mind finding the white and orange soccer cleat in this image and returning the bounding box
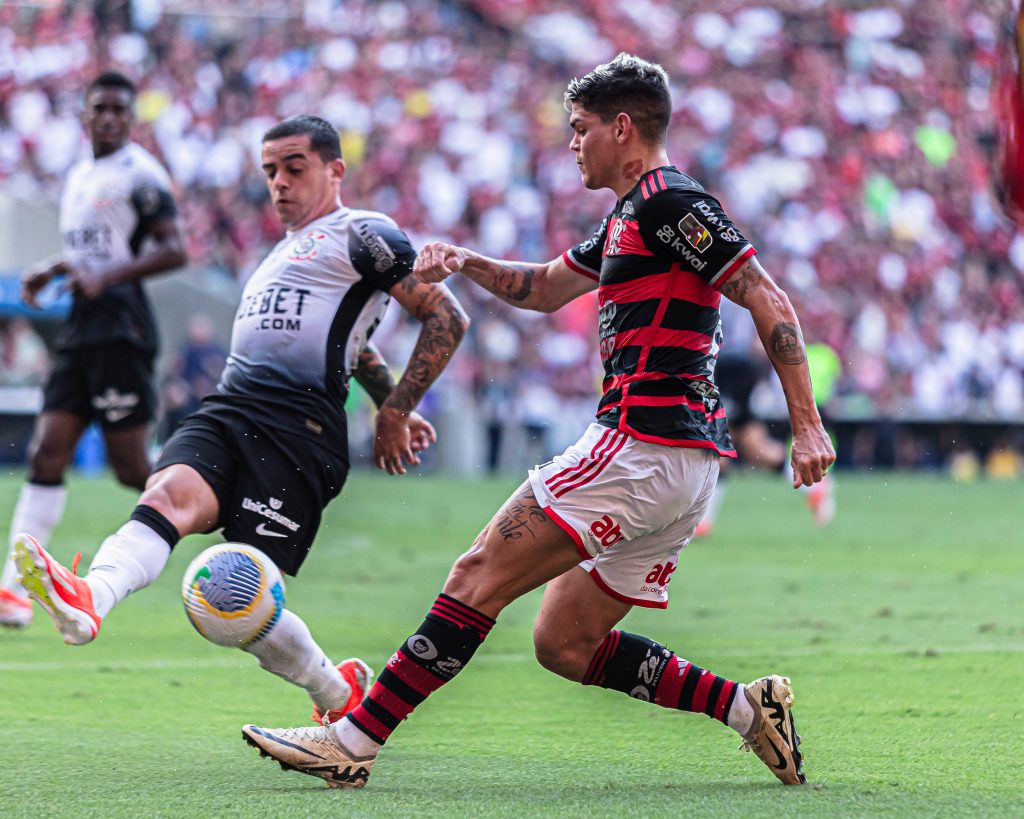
[0,587,33,628]
[242,722,376,789]
[311,658,374,725]
[806,475,836,526]
[740,675,806,785]
[13,533,101,645]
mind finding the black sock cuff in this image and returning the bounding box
[27,478,65,488]
[437,593,496,628]
[130,505,181,549]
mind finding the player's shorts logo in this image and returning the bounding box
[91,388,139,423]
[679,213,713,253]
[589,514,624,551]
[644,562,677,587]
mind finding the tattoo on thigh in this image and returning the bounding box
[495,485,548,541]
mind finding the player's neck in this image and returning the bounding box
[92,141,128,160]
[612,149,671,199]
[288,200,342,232]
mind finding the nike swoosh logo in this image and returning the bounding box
[255,523,288,538]
[765,734,788,770]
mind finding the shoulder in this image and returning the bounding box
[126,144,172,189]
[346,209,415,280]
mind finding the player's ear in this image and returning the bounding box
[615,113,631,143]
[330,158,346,184]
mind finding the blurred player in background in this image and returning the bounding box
[695,299,837,538]
[14,115,469,725]
[0,71,187,628]
[242,54,834,789]
[993,0,1024,224]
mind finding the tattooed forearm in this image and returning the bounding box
[492,262,534,302]
[495,485,549,541]
[352,343,396,408]
[384,294,468,413]
[720,259,762,305]
[461,256,545,307]
[769,322,807,366]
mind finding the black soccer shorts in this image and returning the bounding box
[153,401,349,575]
[42,342,156,429]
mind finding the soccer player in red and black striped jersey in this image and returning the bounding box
[243,54,835,789]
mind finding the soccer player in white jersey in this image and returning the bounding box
[13,115,469,726]
[242,54,834,789]
[0,72,186,628]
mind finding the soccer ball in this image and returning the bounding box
[181,543,286,648]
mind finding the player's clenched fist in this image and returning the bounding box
[414,241,467,283]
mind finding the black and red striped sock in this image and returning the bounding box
[345,593,495,746]
[582,630,739,724]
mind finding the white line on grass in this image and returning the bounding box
[2,641,1024,673]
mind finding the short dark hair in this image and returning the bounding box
[262,115,342,163]
[88,71,136,98]
[564,53,672,144]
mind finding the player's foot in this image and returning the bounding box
[740,675,806,785]
[311,658,374,725]
[806,475,835,526]
[0,587,32,628]
[12,534,100,645]
[242,722,375,789]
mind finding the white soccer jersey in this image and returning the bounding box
[57,141,177,351]
[214,205,415,450]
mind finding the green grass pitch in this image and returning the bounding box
[0,469,1022,817]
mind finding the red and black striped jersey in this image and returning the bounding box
[562,166,756,455]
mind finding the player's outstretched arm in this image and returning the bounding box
[372,275,469,474]
[414,242,597,313]
[352,341,436,457]
[67,215,188,300]
[721,257,836,488]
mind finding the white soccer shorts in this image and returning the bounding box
[528,423,719,608]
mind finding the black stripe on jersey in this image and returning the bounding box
[658,300,720,334]
[631,405,730,438]
[627,376,712,397]
[325,279,379,412]
[645,347,712,375]
[609,346,642,375]
[609,300,660,332]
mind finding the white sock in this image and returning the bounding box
[3,482,68,596]
[727,684,754,735]
[85,520,172,618]
[701,481,727,527]
[332,714,382,759]
[243,609,348,714]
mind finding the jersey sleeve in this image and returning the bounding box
[348,215,416,292]
[130,183,177,233]
[639,190,755,289]
[561,215,608,281]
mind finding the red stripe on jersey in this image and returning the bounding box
[599,393,727,417]
[617,418,737,456]
[545,427,614,492]
[603,370,710,392]
[553,431,628,497]
[599,267,720,309]
[713,680,736,722]
[615,326,715,355]
[641,178,653,200]
[587,566,669,609]
[691,669,716,714]
[390,649,446,696]
[655,169,667,190]
[548,430,624,497]
[655,654,685,707]
[710,245,756,288]
[604,218,653,257]
[542,505,589,559]
[562,250,600,281]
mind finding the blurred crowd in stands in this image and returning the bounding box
[1,0,1022,469]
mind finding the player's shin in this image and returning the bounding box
[582,630,753,733]
[243,609,349,715]
[86,510,176,618]
[334,593,496,757]
[4,482,68,595]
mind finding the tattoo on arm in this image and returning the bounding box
[385,289,468,413]
[495,484,549,541]
[352,345,396,409]
[769,322,807,366]
[719,260,760,306]
[491,262,534,302]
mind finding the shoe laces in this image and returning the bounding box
[274,724,332,744]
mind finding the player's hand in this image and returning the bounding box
[790,424,836,488]
[407,410,437,454]
[21,260,67,308]
[414,241,466,283]
[65,267,109,300]
[373,405,419,476]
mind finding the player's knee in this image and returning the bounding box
[532,628,585,681]
[444,547,490,604]
[27,437,71,482]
